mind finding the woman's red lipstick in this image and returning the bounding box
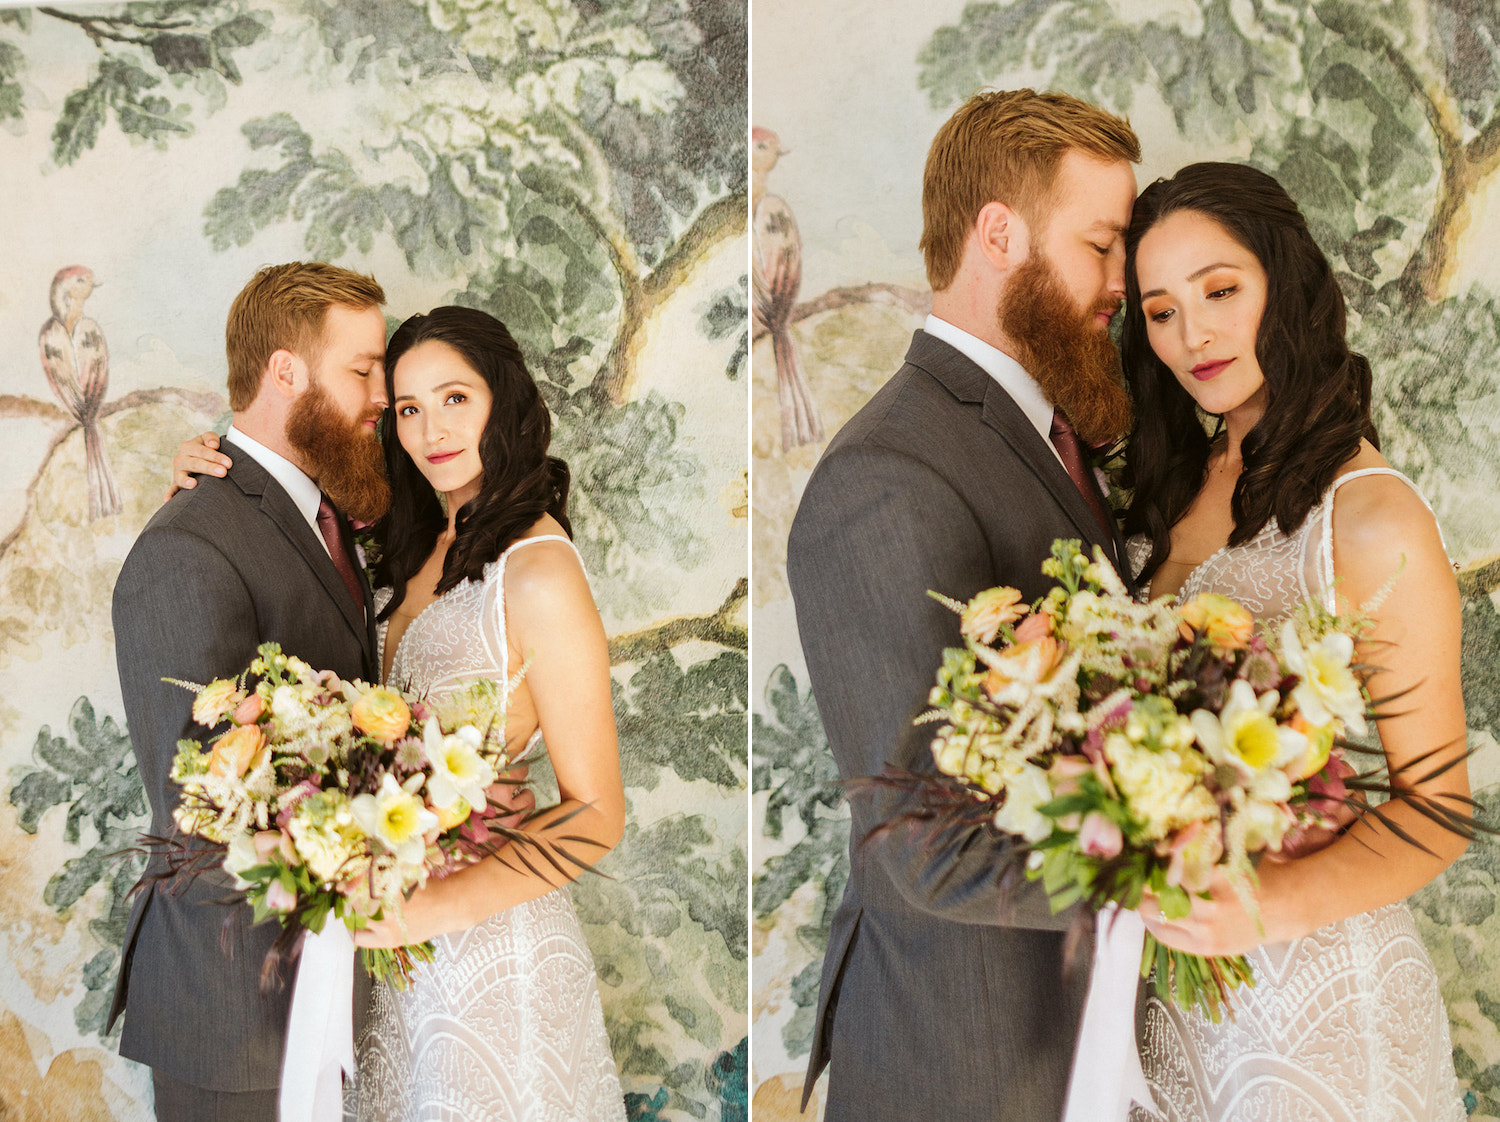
[1191,359,1231,381]
[427,451,461,464]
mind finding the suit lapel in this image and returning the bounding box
[908,332,1123,570]
[223,440,375,663]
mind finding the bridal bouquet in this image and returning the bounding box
[909,540,1373,1020]
[155,642,525,988]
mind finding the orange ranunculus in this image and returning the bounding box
[1179,594,1254,652]
[351,687,412,742]
[983,636,1063,695]
[961,587,1027,644]
[208,724,267,779]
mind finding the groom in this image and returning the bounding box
[109,262,391,1121]
[787,89,1140,1120]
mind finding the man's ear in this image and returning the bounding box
[974,201,1029,273]
[265,349,309,399]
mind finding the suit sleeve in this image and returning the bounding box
[113,522,263,837]
[788,441,1068,931]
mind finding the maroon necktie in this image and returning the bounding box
[1050,409,1115,542]
[316,497,365,617]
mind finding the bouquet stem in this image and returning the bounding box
[360,941,436,990]
[1142,934,1254,1023]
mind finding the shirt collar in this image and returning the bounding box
[924,314,1059,455]
[226,424,324,534]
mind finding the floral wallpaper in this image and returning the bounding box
[750,0,1500,1117]
[0,2,747,1118]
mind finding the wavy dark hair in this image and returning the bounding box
[1120,162,1378,582]
[374,306,571,620]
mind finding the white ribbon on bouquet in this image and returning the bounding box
[1062,904,1158,1122]
[278,923,356,1122]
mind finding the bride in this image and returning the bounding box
[1119,162,1469,1121]
[174,306,627,1120]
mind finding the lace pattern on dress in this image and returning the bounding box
[358,536,625,1122]
[1127,469,1463,1122]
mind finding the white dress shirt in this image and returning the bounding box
[924,314,1065,469]
[225,424,331,558]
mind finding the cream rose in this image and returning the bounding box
[192,679,245,726]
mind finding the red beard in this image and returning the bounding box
[285,379,391,523]
[999,252,1133,447]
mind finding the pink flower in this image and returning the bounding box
[1049,756,1091,797]
[265,880,297,912]
[233,694,266,725]
[1306,755,1355,817]
[1014,611,1053,643]
[1079,812,1123,858]
[1159,820,1224,893]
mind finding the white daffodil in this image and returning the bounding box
[352,773,438,866]
[1280,620,1367,736]
[423,718,496,811]
[1192,680,1307,783]
[993,762,1055,843]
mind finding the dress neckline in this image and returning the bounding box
[379,532,581,688]
[1146,466,1423,602]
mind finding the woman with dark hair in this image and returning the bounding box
[1120,163,1467,1121]
[171,306,627,1120]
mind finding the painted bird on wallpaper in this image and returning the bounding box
[39,266,121,520]
[753,126,823,452]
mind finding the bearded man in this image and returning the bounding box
[109,262,391,1122]
[786,90,1140,1121]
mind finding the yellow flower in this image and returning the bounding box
[961,587,1027,644]
[1191,680,1305,780]
[1179,594,1254,652]
[1280,620,1366,736]
[351,686,412,742]
[208,724,267,779]
[423,719,496,810]
[192,679,245,726]
[352,774,438,866]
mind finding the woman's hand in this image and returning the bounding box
[165,431,232,502]
[1141,867,1300,957]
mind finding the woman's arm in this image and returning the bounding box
[1146,472,1470,954]
[357,540,626,945]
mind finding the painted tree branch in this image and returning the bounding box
[1367,27,1500,303]
[0,387,227,563]
[599,192,748,403]
[38,7,193,47]
[0,395,70,424]
[751,283,931,342]
[607,577,747,664]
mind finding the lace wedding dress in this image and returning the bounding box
[355,535,626,1122]
[1127,469,1465,1122]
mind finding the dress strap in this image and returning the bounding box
[1317,468,1441,611]
[489,534,584,699]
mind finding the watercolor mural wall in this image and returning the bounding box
[750,1,1500,1118]
[0,2,747,1118]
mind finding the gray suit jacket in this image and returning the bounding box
[787,331,1126,1121]
[108,440,377,1091]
